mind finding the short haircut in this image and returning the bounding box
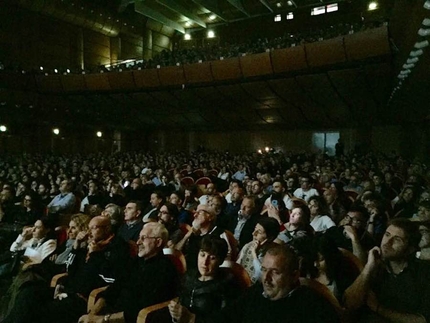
[348,205,369,220]
[388,218,421,251]
[200,235,228,263]
[145,222,169,245]
[265,244,299,274]
[242,195,256,209]
[128,200,143,212]
[293,204,311,225]
[163,202,179,219]
[272,179,286,188]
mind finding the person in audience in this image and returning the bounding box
[236,217,280,284]
[80,180,104,212]
[9,217,57,267]
[250,180,268,214]
[311,236,353,301]
[417,220,430,260]
[175,204,235,269]
[344,218,430,322]
[219,186,244,229]
[117,200,144,242]
[391,186,417,218]
[168,236,240,322]
[198,183,218,206]
[101,203,123,233]
[142,191,164,221]
[308,195,336,233]
[179,244,340,323]
[14,192,43,228]
[293,175,319,202]
[325,205,375,264]
[226,196,258,250]
[412,200,430,222]
[157,202,180,238]
[323,189,347,224]
[47,179,76,218]
[182,186,199,212]
[170,191,192,225]
[0,187,18,223]
[262,179,293,213]
[37,183,52,208]
[106,183,126,207]
[78,222,179,323]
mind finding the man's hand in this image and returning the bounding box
[366,247,382,273]
[74,230,88,249]
[168,298,191,323]
[343,225,358,241]
[22,226,34,240]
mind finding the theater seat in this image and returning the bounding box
[137,297,178,323]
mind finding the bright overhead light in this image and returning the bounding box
[0,125,7,132]
[410,49,424,56]
[209,14,216,20]
[96,131,102,138]
[276,2,282,7]
[54,69,58,73]
[207,30,215,38]
[424,1,430,10]
[368,2,378,11]
[185,21,192,27]
[423,18,430,26]
[53,128,60,135]
[414,40,429,48]
[403,63,415,69]
[184,33,191,40]
[400,69,411,75]
[407,57,419,64]
[40,66,44,71]
[397,74,407,79]
[287,0,293,5]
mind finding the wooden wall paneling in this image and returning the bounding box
[211,58,242,81]
[271,45,308,73]
[133,69,161,88]
[344,26,390,61]
[107,71,136,90]
[240,52,273,78]
[158,65,185,86]
[84,74,111,90]
[305,37,346,67]
[183,62,213,84]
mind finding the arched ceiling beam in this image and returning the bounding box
[156,0,207,28]
[135,1,185,33]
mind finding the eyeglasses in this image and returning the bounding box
[24,198,32,202]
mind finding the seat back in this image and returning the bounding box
[163,248,187,276]
[220,262,252,290]
[137,297,178,323]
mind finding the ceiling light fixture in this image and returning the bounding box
[424,1,430,10]
[403,63,415,69]
[418,28,430,36]
[407,57,419,64]
[423,18,430,26]
[209,14,216,20]
[368,2,378,11]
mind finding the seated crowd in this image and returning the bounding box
[0,147,430,323]
[0,20,385,76]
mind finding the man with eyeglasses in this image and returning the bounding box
[78,222,179,323]
[293,176,319,203]
[325,205,376,264]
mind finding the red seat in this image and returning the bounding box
[195,177,211,186]
[181,176,194,186]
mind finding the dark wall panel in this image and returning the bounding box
[133,69,161,88]
[85,74,111,90]
[184,62,213,83]
[305,37,346,67]
[345,26,390,61]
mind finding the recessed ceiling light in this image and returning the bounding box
[276,2,282,7]
[368,2,378,11]
[209,14,216,20]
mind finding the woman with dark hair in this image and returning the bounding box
[236,217,280,284]
[14,192,44,228]
[9,217,57,266]
[330,181,352,211]
[308,196,336,233]
[311,236,352,301]
[168,235,240,322]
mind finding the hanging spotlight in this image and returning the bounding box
[0,125,7,132]
[53,128,60,135]
[96,131,102,138]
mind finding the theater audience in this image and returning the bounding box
[117,200,144,243]
[308,196,336,233]
[417,221,430,261]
